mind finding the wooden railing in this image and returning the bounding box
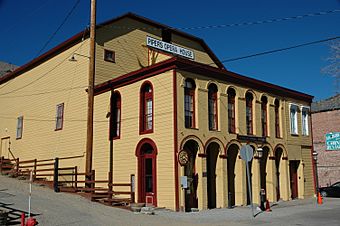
[1,154,135,206]
[58,170,135,206]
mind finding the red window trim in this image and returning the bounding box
[246,93,253,135]
[110,91,121,140]
[275,100,280,138]
[139,81,154,134]
[227,89,236,134]
[55,103,64,131]
[184,79,196,129]
[208,84,218,131]
[261,98,268,137]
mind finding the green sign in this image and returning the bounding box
[326,132,340,151]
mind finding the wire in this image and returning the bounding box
[180,9,340,30]
[36,0,81,57]
[99,9,340,31]
[0,40,87,97]
[221,36,340,63]
[0,86,87,99]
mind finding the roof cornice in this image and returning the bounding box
[94,57,313,102]
[0,12,224,85]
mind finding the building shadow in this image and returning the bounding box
[0,201,40,225]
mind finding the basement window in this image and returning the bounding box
[104,49,115,63]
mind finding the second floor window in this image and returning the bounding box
[16,116,23,139]
[111,91,121,139]
[245,92,253,135]
[208,84,218,130]
[184,78,196,128]
[290,104,298,135]
[56,103,64,131]
[140,82,153,133]
[261,96,268,137]
[302,107,309,136]
[227,88,236,133]
[275,99,280,138]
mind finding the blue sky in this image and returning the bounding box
[1,0,339,101]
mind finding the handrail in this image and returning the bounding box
[8,148,16,163]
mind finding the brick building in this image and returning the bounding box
[312,94,340,187]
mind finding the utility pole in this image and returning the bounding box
[85,0,96,184]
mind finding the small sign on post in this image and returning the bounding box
[240,145,254,218]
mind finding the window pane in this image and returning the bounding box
[56,104,64,130]
[146,99,153,130]
[16,116,23,139]
[145,158,153,192]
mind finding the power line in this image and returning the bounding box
[36,0,81,56]
[0,41,87,97]
[0,86,87,99]
[179,9,340,30]
[222,36,340,63]
[101,9,340,31]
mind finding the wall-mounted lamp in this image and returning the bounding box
[257,147,263,158]
[69,53,90,62]
[312,152,318,161]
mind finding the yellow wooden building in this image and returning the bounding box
[0,13,315,211]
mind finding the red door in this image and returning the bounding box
[137,142,157,206]
[289,161,299,199]
[143,156,156,206]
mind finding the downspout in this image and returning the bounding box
[173,69,179,211]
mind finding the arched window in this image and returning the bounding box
[140,82,153,133]
[274,99,280,138]
[227,88,236,133]
[245,92,253,135]
[184,79,196,128]
[208,84,218,130]
[110,91,121,139]
[261,96,268,137]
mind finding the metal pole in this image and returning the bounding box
[315,158,319,193]
[245,157,254,218]
[85,0,96,185]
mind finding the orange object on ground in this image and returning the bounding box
[26,217,38,226]
[265,199,272,212]
[317,192,323,205]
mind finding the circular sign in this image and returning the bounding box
[178,150,189,166]
[240,145,254,162]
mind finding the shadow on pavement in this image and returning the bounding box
[0,201,40,225]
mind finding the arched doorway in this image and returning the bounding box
[136,139,157,206]
[275,148,283,201]
[183,140,199,212]
[227,144,239,206]
[206,142,220,209]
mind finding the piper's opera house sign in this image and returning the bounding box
[146,36,195,60]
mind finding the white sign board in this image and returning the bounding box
[146,36,195,60]
[180,176,188,189]
[240,145,254,162]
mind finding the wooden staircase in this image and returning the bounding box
[0,157,15,175]
[0,155,135,209]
